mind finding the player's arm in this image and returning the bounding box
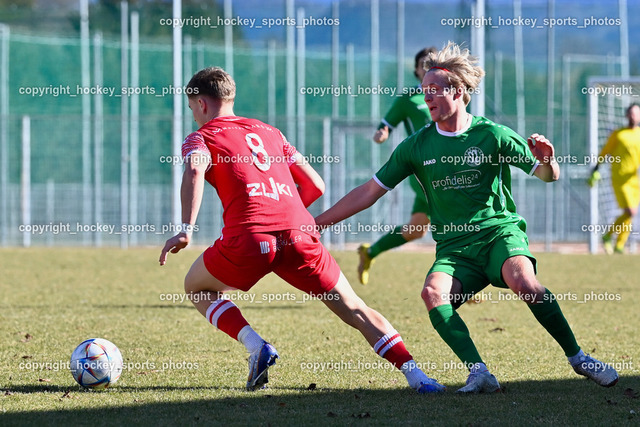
[597,133,617,161]
[159,132,212,265]
[315,179,387,227]
[373,98,404,143]
[528,133,559,182]
[317,136,413,225]
[160,151,210,265]
[587,133,618,187]
[290,152,325,207]
[180,153,209,226]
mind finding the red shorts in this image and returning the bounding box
[202,229,341,295]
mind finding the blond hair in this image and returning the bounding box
[424,41,485,105]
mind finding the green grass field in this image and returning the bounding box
[1,247,639,425]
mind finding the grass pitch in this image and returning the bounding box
[1,247,639,425]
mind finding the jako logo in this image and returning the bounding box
[423,159,436,166]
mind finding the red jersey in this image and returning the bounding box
[181,116,317,238]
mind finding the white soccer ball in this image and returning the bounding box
[70,338,123,389]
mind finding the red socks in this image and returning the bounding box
[373,329,412,368]
[205,299,249,340]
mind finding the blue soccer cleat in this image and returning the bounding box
[416,377,446,394]
[246,341,279,391]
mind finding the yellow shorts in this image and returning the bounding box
[612,175,640,209]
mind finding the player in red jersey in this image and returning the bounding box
[159,67,444,393]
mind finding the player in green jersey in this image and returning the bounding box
[317,41,618,393]
[358,47,436,286]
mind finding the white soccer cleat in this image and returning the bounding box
[571,354,618,387]
[456,370,500,394]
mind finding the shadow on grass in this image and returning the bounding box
[2,304,305,311]
[3,384,242,393]
[3,376,640,425]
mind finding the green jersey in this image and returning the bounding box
[374,115,539,242]
[380,87,431,136]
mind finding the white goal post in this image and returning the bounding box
[587,76,640,254]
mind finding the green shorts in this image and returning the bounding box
[428,223,537,301]
[409,175,430,215]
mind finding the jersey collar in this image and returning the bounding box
[435,114,473,137]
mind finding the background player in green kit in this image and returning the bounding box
[358,47,436,285]
[317,41,618,393]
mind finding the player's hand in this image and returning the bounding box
[373,126,389,144]
[159,233,190,266]
[527,133,555,164]
[587,170,601,187]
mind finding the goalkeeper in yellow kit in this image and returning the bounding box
[588,103,640,254]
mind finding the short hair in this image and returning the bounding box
[424,41,485,106]
[626,103,640,115]
[186,67,236,101]
[413,46,437,78]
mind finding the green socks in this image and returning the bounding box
[368,227,408,258]
[428,291,580,368]
[527,289,580,357]
[429,304,483,367]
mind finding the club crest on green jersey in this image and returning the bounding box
[464,146,485,166]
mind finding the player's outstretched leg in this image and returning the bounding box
[422,272,500,394]
[501,256,618,388]
[358,212,429,285]
[185,254,278,391]
[322,272,445,393]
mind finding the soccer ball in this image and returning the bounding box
[70,338,123,389]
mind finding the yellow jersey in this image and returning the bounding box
[599,126,640,183]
